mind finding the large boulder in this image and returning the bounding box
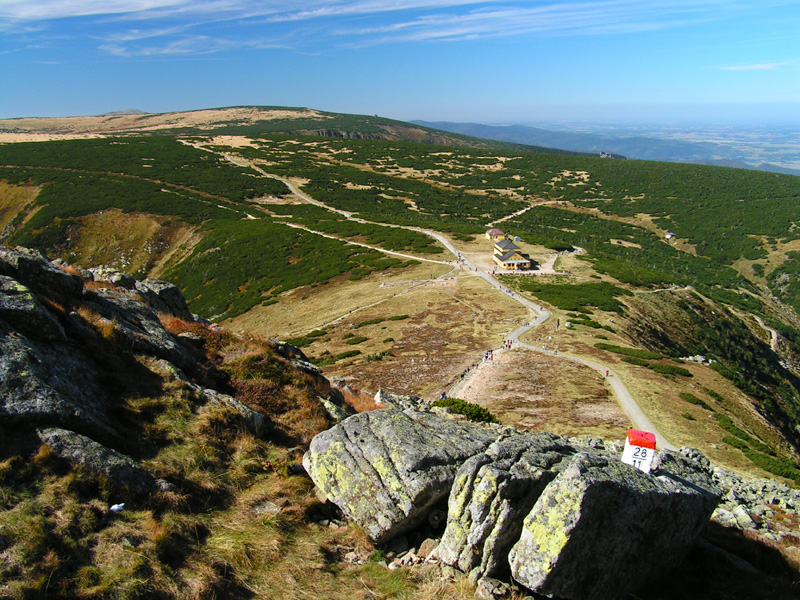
[0,247,83,300]
[438,432,578,580]
[0,322,117,438]
[37,427,156,496]
[134,279,194,321]
[0,275,65,341]
[302,408,500,543]
[507,450,720,600]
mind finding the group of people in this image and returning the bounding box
[457,338,518,382]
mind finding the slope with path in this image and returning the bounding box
[219,147,675,450]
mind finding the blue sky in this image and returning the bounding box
[1,1,799,125]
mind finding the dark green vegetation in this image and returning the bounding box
[269,203,441,254]
[1,111,800,463]
[285,329,328,348]
[167,219,417,319]
[431,397,499,424]
[0,138,428,319]
[594,343,665,360]
[504,280,631,313]
[680,393,712,411]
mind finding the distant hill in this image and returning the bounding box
[0,105,599,157]
[101,108,149,116]
[413,120,800,175]
[412,120,721,160]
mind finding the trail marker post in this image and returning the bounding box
[621,429,656,474]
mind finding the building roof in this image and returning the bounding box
[487,228,504,236]
[496,251,530,263]
[495,239,519,251]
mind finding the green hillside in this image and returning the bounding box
[2,113,800,459]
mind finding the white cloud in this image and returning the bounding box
[341,1,753,44]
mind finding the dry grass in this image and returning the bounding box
[55,263,82,277]
[226,260,452,338]
[84,280,125,293]
[456,348,629,440]
[0,180,40,232]
[75,305,118,340]
[340,386,382,412]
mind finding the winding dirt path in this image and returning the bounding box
[218,147,675,449]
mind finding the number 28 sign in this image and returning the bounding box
[621,429,656,474]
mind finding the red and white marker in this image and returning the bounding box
[621,429,656,474]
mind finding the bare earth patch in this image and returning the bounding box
[453,347,629,439]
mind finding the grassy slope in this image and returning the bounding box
[0,281,471,599]
[1,270,798,600]
[1,121,800,472]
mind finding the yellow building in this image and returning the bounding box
[492,238,532,270]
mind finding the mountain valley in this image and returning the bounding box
[1,106,800,598]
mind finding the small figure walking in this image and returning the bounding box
[605,370,609,378]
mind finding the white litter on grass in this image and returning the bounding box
[109,503,125,512]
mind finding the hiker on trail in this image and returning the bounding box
[605,370,609,378]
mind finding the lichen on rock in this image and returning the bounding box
[302,407,500,543]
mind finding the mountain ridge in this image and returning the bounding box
[0,105,598,157]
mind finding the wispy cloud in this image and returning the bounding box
[342,2,685,45]
[0,1,496,22]
[99,33,289,57]
[718,61,792,71]
[102,25,188,42]
[0,1,192,21]
[1,0,794,56]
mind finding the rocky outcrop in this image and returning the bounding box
[437,433,576,580]
[0,317,118,438]
[0,247,83,301]
[0,250,198,444]
[0,275,65,341]
[507,449,720,600]
[81,286,194,369]
[134,279,194,321]
[374,389,429,412]
[306,409,722,600]
[302,407,500,543]
[88,266,137,290]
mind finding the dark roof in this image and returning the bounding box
[497,251,530,263]
[495,239,519,251]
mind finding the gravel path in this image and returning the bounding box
[224,149,675,449]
